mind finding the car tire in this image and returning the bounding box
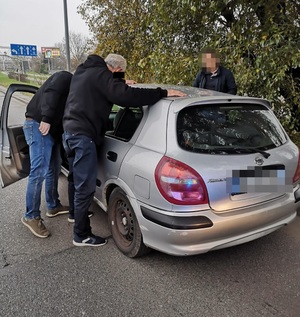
[108,187,150,258]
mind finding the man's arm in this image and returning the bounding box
[193,72,201,87]
[101,71,186,107]
[225,70,237,95]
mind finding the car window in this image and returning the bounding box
[105,106,143,141]
[7,91,34,127]
[177,103,287,154]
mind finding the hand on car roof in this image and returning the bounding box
[167,89,187,97]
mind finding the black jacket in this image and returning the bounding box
[63,55,168,144]
[193,65,237,95]
[25,71,73,142]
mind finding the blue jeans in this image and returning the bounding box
[63,132,97,238]
[23,119,61,219]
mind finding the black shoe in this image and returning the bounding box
[73,234,107,247]
[68,211,94,223]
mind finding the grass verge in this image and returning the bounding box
[0,72,48,88]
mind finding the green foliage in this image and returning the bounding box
[0,72,48,88]
[0,72,21,88]
[40,63,48,74]
[79,0,300,132]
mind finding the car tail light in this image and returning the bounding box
[155,156,208,205]
[293,151,300,183]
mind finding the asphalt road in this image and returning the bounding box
[1,175,300,317]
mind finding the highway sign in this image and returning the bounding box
[41,47,61,58]
[10,44,37,56]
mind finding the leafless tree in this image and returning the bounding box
[54,31,93,72]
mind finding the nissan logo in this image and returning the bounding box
[255,156,264,165]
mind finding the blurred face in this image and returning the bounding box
[201,53,220,72]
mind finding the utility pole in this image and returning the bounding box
[63,0,71,72]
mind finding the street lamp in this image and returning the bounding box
[63,0,71,72]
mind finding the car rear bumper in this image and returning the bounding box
[137,193,299,256]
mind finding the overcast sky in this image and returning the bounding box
[0,0,90,52]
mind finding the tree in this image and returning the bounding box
[78,1,157,81]
[78,0,300,131]
[66,31,93,70]
[53,31,92,72]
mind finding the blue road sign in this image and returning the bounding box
[10,44,37,56]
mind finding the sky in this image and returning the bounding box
[0,0,91,52]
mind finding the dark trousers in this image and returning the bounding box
[63,132,97,238]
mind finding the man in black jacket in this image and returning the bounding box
[21,71,73,238]
[63,53,186,247]
[193,48,237,95]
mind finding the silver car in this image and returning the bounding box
[1,83,300,257]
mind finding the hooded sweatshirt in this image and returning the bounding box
[63,55,167,144]
[25,70,73,142]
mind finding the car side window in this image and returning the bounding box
[7,91,34,127]
[106,106,143,141]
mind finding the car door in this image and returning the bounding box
[94,106,143,206]
[0,83,38,187]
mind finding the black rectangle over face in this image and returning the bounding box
[113,72,125,79]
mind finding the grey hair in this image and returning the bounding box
[104,53,127,71]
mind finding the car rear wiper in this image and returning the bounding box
[232,147,271,158]
[209,147,271,158]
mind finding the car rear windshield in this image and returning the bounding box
[177,103,287,154]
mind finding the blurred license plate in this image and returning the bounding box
[226,165,293,194]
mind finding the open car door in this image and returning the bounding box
[0,83,38,187]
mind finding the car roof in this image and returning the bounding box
[130,83,270,106]
[131,83,228,98]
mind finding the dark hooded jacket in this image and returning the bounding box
[193,65,237,95]
[63,55,168,145]
[25,71,73,142]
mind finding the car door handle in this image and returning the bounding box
[107,151,117,162]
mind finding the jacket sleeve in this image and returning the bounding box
[225,70,237,95]
[193,72,201,87]
[41,73,71,123]
[99,70,168,107]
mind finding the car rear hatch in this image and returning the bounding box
[180,148,297,212]
[168,97,299,212]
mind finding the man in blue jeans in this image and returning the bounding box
[21,71,73,238]
[63,53,186,247]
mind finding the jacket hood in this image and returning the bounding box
[83,54,106,68]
